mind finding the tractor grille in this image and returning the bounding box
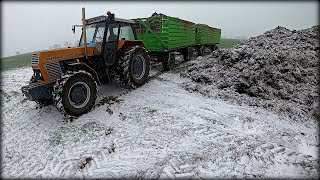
[31,53,39,65]
[45,62,62,81]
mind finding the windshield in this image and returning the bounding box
[80,22,106,46]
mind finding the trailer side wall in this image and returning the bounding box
[133,15,196,52]
[196,24,221,45]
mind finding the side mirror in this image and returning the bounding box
[72,25,76,34]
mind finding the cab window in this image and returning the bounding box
[106,24,119,42]
[119,24,135,40]
[80,22,105,46]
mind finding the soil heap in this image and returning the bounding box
[182,26,319,121]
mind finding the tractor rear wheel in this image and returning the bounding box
[118,46,150,89]
[52,70,97,117]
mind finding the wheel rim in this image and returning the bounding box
[68,82,91,109]
[132,55,146,80]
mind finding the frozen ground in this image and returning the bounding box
[1,63,319,179]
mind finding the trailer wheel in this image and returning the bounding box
[184,47,194,62]
[200,46,205,56]
[210,44,218,52]
[118,46,150,89]
[162,53,175,71]
[52,70,97,117]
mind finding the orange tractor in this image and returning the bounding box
[21,8,150,116]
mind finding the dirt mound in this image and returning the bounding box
[182,25,319,121]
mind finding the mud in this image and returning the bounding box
[182,26,319,121]
[79,157,93,170]
[95,96,123,108]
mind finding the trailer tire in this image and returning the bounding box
[162,53,175,71]
[52,70,97,117]
[210,44,218,52]
[118,46,150,89]
[185,47,194,62]
[200,46,205,56]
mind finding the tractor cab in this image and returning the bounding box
[77,12,140,66]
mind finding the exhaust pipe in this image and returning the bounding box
[82,7,88,59]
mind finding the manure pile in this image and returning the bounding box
[182,26,319,120]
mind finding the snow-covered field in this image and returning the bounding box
[1,62,319,178]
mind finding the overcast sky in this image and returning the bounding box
[1,1,318,58]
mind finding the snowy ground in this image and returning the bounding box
[1,60,319,179]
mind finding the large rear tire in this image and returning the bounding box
[118,46,150,89]
[52,70,97,117]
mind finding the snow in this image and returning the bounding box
[1,65,319,179]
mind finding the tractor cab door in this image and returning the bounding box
[103,23,120,66]
[103,23,137,66]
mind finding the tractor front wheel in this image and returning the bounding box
[52,70,97,117]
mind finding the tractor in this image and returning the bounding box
[21,8,150,116]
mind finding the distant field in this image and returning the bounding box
[217,39,244,49]
[0,39,243,71]
[1,53,33,71]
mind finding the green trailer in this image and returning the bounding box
[133,14,196,51]
[195,24,221,56]
[132,13,221,70]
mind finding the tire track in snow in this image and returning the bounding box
[2,66,318,178]
[154,74,318,179]
[160,118,318,179]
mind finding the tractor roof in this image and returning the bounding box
[86,15,135,25]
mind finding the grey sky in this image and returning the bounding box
[2,1,318,58]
